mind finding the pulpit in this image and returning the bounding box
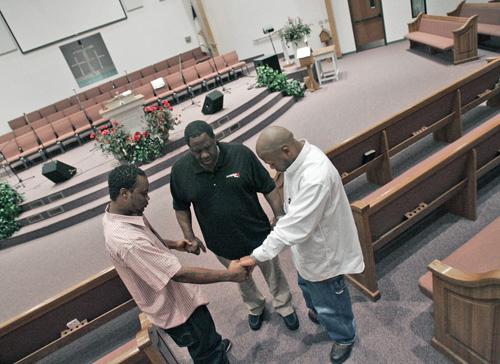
[100,91,145,131]
[297,47,320,92]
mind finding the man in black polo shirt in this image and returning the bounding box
[170,120,298,331]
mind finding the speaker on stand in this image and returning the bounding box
[202,90,224,115]
[42,160,77,183]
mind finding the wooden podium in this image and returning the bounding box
[100,91,145,132]
[297,47,320,92]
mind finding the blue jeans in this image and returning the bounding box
[298,274,356,344]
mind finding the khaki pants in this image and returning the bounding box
[216,255,294,316]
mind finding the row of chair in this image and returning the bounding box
[6,48,240,131]
[1,51,248,170]
[0,106,107,169]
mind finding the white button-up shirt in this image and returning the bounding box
[252,141,365,282]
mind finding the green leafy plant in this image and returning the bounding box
[92,100,178,164]
[256,65,305,98]
[0,181,23,239]
[282,17,311,46]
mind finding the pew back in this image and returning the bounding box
[348,114,500,300]
[326,58,500,186]
[0,267,134,363]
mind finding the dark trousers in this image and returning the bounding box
[165,305,229,364]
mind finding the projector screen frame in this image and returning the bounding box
[0,1,127,54]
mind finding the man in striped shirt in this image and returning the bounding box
[103,164,250,364]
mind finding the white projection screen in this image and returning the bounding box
[0,0,126,53]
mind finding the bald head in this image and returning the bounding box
[256,126,294,155]
[256,126,303,172]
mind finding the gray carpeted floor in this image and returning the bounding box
[8,41,500,363]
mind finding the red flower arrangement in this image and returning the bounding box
[92,99,179,164]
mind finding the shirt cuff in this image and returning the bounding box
[252,236,287,262]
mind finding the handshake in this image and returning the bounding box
[226,256,258,282]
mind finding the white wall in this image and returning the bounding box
[0,0,198,133]
[382,0,413,43]
[426,0,462,15]
[203,0,326,59]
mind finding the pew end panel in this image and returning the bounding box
[452,15,479,65]
[348,202,381,301]
[93,313,175,364]
[429,260,500,364]
[431,90,462,143]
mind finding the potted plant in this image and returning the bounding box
[282,17,311,47]
[0,181,23,239]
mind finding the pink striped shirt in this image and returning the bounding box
[103,206,208,329]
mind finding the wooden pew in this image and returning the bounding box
[93,314,178,364]
[326,57,500,186]
[406,13,478,64]
[428,261,500,364]
[0,267,135,364]
[347,114,500,300]
[448,1,500,41]
[417,217,500,363]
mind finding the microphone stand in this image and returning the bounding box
[0,142,34,188]
[181,53,201,111]
[204,44,231,94]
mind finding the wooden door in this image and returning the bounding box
[349,0,386,51]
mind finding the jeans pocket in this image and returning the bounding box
[333,276,346,295]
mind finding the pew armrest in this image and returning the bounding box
[408,12,423,33]
[446,0,465,17]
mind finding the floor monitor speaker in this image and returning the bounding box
[202,90,224,115]
[253,54,281,72]
[42,160,76,183]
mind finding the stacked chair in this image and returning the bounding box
[1,47,249,170]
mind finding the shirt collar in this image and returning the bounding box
[285,140,310,177]
[192,142,225,174]
[104,204,146,227]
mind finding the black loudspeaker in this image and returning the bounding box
[202,90,224,115]
[253,54,281,72]
[42,160,76,183]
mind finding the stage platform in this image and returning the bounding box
[0,72,299,249]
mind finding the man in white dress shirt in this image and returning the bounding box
[240,126,365,364]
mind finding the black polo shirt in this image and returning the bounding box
[170,142,276,259]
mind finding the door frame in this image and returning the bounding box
[347,0,388,52]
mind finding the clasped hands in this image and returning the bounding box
[227,256,257,282]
